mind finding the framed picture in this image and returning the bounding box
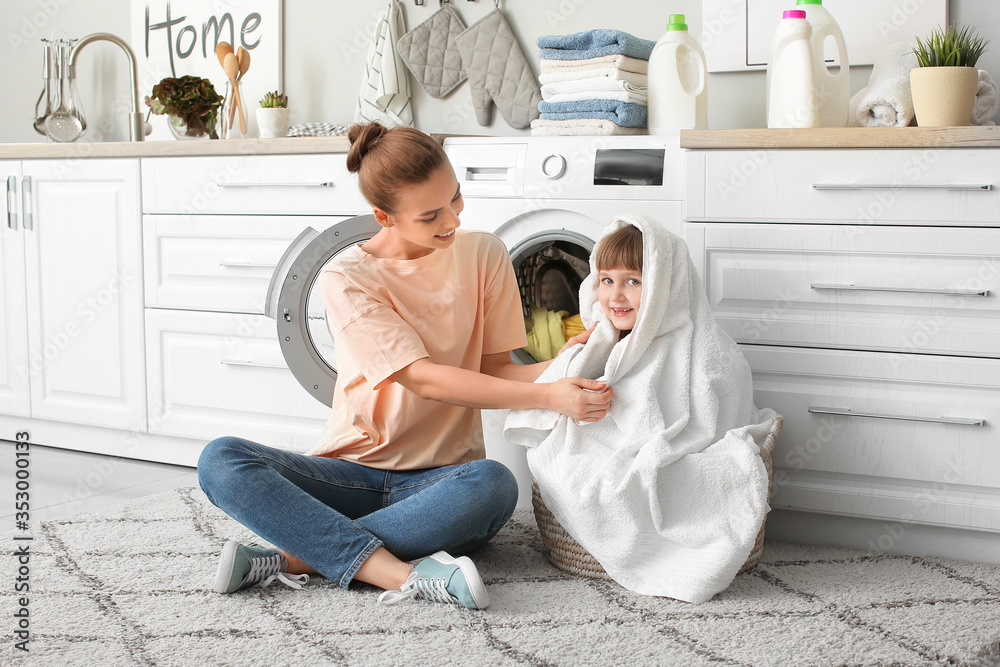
[130,0,283,138]
[703,0,947,72]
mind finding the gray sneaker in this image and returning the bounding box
[212,540,309,594]
[377,551,489,609]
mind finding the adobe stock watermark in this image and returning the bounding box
[7,0,74,53]
[866,456,972,555]
[17,270,136,382]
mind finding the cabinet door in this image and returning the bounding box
[0,161,29,417]
[21,159,145,430]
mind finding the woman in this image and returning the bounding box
[198,122,613,610]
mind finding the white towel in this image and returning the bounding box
[540,54,649,75]
[973,69,999,126]
[539,68,648,88]
[529,118,647,136]
[504,215,776,603]
[849,41,917,127]
[542,89,648,105]
[355,0,413,128]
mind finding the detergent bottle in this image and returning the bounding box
[797,0,850,127]
[766,10,817,129]
[647,14,708,133]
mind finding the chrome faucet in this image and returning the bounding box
[68,33,145,142]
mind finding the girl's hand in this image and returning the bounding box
[557,323,598,357]
[549,377,613,422]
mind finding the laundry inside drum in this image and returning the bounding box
[513,239,591,364]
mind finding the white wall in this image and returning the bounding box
[1,0,996,143]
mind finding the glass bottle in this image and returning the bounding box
[220,79,247,139]
[44,39,88,142]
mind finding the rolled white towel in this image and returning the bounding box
[973,69,999,126]
[851,41,917,127]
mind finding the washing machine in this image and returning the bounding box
[266,134,685,508]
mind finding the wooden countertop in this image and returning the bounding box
[680,126,1000,149]
[0,135,351,159]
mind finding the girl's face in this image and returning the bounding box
[598,267,642,331]
[375,165,464,259]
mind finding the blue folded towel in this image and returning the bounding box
[538,100,648,128]
[538,29,656,61]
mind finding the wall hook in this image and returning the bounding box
[414,0,424,5]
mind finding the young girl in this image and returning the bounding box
[594,224,643,338]
[197,122,613,610]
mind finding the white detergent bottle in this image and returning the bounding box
[797,0,850,127]
[648,14,708,133]
[766,10,818,129]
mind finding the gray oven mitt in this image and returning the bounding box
[455,8,541,129]
[397,5,468,99]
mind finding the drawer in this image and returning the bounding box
[686,223,1000,357]
[143,215,350,313]
[145,308,329,450]
[745,345,1000,530]
[689,149,1000,224]
[141,155,370,214]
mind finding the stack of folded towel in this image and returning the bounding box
[532,29,657,136]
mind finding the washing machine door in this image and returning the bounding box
[265,214,382,406]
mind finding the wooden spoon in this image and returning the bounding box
[237,46,250,80]
[222,52,246,134]
[215,41,234,68]
[234,47,251,132]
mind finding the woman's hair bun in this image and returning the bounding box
[347,122,389,173]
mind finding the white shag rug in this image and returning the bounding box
[4,486,999,667]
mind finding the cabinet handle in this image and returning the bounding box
[216,182,334,189]
[810,283,989,298]
[808,406,984,427]
[220,359,288,370]
[5,176,16,230]
[812,183,992,191]
[21,176,32,230]
[219,261,278,269]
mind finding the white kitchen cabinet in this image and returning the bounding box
[144,308,329,449]
[0,161,29,416]
[141,154,367,451]
[0,159,145,430]
[686,147,1000,540]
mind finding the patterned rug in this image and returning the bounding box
[4,486,999,667]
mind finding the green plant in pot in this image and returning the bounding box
[256,91,290,139]
[910,24,989,127]
[145,75,224,139]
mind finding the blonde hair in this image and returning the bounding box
[593,224,642,272]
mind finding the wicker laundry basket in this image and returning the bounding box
[531,414,783,580]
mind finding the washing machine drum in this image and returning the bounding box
[265,214,382,407]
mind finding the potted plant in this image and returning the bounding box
[145,75,224,139]
[910,24,989,127]
[256,91,289,139]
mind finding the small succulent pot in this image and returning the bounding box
[910,66,978,127]
[256,107,290,138]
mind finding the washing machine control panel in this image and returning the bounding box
[444,135,683,202]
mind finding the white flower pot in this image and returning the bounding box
[256,107,290,138]
[910,66,978,127]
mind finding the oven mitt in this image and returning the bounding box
[397,5,468,99]
[455,8,541,129]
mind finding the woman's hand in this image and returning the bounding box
[548,377,613,422]
[557,323,597,357]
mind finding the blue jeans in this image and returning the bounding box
[197,436,518,588]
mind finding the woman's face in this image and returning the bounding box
[598,268,642,331]
[378,165,464,259]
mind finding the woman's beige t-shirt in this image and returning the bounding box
[307,229,527,470]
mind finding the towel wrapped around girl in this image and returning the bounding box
[504,214,777,603]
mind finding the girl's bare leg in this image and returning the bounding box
[281,546,413,590]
